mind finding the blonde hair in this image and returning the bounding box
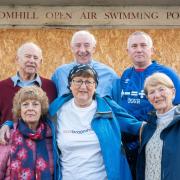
[12,86,49,120]
[144,72,174,96]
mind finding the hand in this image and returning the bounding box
[0,125,10,145]
[139,121,147,144]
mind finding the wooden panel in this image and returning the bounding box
[0,29,179,80]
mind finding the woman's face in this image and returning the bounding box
[21,99,42,130]
[70,76,96,107]
[147,84,175,114]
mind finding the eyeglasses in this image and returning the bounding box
[72,79,95,88]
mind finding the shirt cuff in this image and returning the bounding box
[3,120,13,128]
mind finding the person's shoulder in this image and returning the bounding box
[57,63,74,69]
[0,78,15,100]
[40,76,56,90]
[93,60,113,69]
[49,93,73,116]
[53,62,74,73]
[103,95,128,112]
[175,105,180,115]
[40,76,54,84]
[151,60,176,71]
[0,77,13,87]
[121,66,134,77]
[93,60,117,74]
[122,66,133,73]
[40,76,57,101]
[150,60,179,76]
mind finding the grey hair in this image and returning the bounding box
[144,72,175,96]
[17,42,42,58]
[127,31,153,49]
[71,30,96,47]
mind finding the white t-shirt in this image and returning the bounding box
[56,98,107,180]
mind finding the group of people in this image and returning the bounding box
[0,30,179,180]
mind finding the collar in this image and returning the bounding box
[74,59,94,66]
[159,105,180,138]
[135,68,145,72]
[174,104,180,116]
[49,93,113,119]
[147,105,180,126]
[132,60,157,71]
[94,95,113,118]
[11,72,42,87]
[166,105,180,127]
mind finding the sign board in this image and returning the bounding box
[0,6,179,28]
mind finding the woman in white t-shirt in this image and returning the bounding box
[49,64,143,180]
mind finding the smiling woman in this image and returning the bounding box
[68,64,98,107]
[0,86,60,180]
[144,72,175,114]
[137,72,180,180]
[20,99,42,130]
[12,86,48,130]
[48,64,144,180]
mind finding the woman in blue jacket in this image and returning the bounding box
[137,72,180,180]
[49,64,143,180]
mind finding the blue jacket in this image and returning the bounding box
[51,60,118,97]
[137,105,180,180]
[46,118,61,180]
[112,60,180,121]
[49,93,142,180]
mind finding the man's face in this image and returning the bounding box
[127,34,154,69]
[17,46,42,79]
[71,34,95,64]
